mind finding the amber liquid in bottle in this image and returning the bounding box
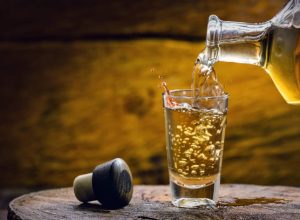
[264,26,300,104]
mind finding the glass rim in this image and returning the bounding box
[163,89,229,100]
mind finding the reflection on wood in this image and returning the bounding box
[0,40,299,188]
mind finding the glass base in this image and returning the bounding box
[172,198,216,208]
[170,174,220,208]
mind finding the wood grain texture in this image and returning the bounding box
[0,0,287,41]
[8,185,300,220]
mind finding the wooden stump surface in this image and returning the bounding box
[8,184,300,220]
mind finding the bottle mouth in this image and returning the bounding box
[206,15,221,47]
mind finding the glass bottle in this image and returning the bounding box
[198,0,300,105]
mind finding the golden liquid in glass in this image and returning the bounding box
[164,107,226,187]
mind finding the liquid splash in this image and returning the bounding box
[159,75,177,107]
[191,60,224,98]
[158,50,225,108]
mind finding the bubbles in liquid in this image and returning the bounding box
[178,103,192,109]
[167,107,225,180]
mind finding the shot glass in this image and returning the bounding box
[163,89,228,208]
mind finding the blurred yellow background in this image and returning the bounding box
[0,0,299,189]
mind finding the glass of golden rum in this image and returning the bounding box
[163,90,228,207]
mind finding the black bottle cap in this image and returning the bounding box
[92,158,133,209]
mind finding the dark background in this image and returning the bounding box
[1,0,299,217]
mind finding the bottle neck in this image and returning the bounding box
[203,15,272,66]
